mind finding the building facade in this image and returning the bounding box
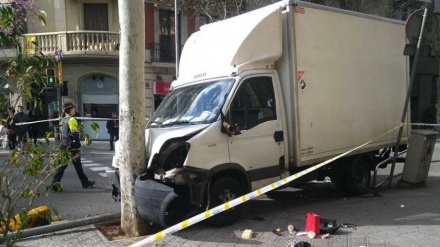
[0,0,199,139]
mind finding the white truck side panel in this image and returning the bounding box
[287,5,409,166]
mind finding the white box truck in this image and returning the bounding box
[107,0,409,227]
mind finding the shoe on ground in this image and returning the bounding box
[82,180,95,188]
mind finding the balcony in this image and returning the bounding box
[20,31,120,61]
[150,42,175,63]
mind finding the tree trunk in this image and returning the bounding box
[118,0,148,236]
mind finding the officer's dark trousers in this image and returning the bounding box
[52,150,89,185]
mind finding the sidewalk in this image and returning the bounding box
[5,141,440,247]
[12,171,440,247]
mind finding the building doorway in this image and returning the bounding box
[80,75,118,140]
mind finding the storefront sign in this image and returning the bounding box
[154,81,171,95]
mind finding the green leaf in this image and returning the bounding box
[90,122,100,134]
[24,86,32,99]
[84,134,92,146]
[26,65,34,73]
[45,131,52,145]
[22,188,33,199]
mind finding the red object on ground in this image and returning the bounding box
[306,212,320,235]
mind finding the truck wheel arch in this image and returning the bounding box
[208,163,252,197]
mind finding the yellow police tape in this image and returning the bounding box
[14,117,115,126]
[128,123,405,247]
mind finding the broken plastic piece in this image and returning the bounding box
[242,229,253,239]
[288,224,295,233]
[321,233,330,239]
[296,231,308,236]
[307,231,316,239]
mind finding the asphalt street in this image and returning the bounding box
[0,141,120,220]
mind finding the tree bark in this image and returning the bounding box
[118,0,148,236]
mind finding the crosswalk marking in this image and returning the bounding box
[90,167,109,171]
[82,158,110,177]
[83,163,102,167]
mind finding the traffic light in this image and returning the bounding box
[46,68,55,87]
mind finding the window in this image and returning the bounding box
[84,3,109,31]
[158,10,175,62]
[229,77,276,130]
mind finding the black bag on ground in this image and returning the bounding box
[320,218,340,234]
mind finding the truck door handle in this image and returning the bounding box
[274,131,283,142]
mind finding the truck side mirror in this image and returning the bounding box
[221,111,241,136]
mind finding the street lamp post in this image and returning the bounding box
[55,50,63,114]
[175,0,179,78]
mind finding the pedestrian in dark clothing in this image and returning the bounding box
[51,102,95,192]
[28,110,39,144]
[106,112,119,151]
[14,106,29,148]
[6,107,17,150]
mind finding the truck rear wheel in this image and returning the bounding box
[332,158,371,195]
[208,177,243,226]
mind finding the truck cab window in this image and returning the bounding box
[230,76,276,130]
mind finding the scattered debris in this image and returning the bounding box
[296,231,308,236]
[307,231,316,239]
[401,204,405,208]
[340,223,357,230]
[321,233,330,239]
[288,224,296,233]
[241,229,253,239]
[273,228,282,236]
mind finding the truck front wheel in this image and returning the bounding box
[208,177,243,226]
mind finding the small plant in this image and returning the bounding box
[0,1,98,246]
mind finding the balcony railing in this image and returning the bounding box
[150,42,175,63]
[23,31,120,56]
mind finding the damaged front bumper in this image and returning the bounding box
[107,167,210,227]
[135,175,185,226]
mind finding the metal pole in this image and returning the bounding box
[0,213,120,243]
[388,8,429,187]
[175,0,179,78]
[57,84,62,114]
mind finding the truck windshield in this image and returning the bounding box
[148,79,235,128]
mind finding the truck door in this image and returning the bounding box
[227,75,284,183]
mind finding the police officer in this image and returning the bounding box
[51,102,95,192]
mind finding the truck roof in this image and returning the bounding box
[174,2,284,88]
[174,0,404,88]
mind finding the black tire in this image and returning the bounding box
[346,158,371,194]
[332,158,371,195]
[208,177,243,226]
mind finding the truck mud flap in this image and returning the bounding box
[135,174,191,227]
